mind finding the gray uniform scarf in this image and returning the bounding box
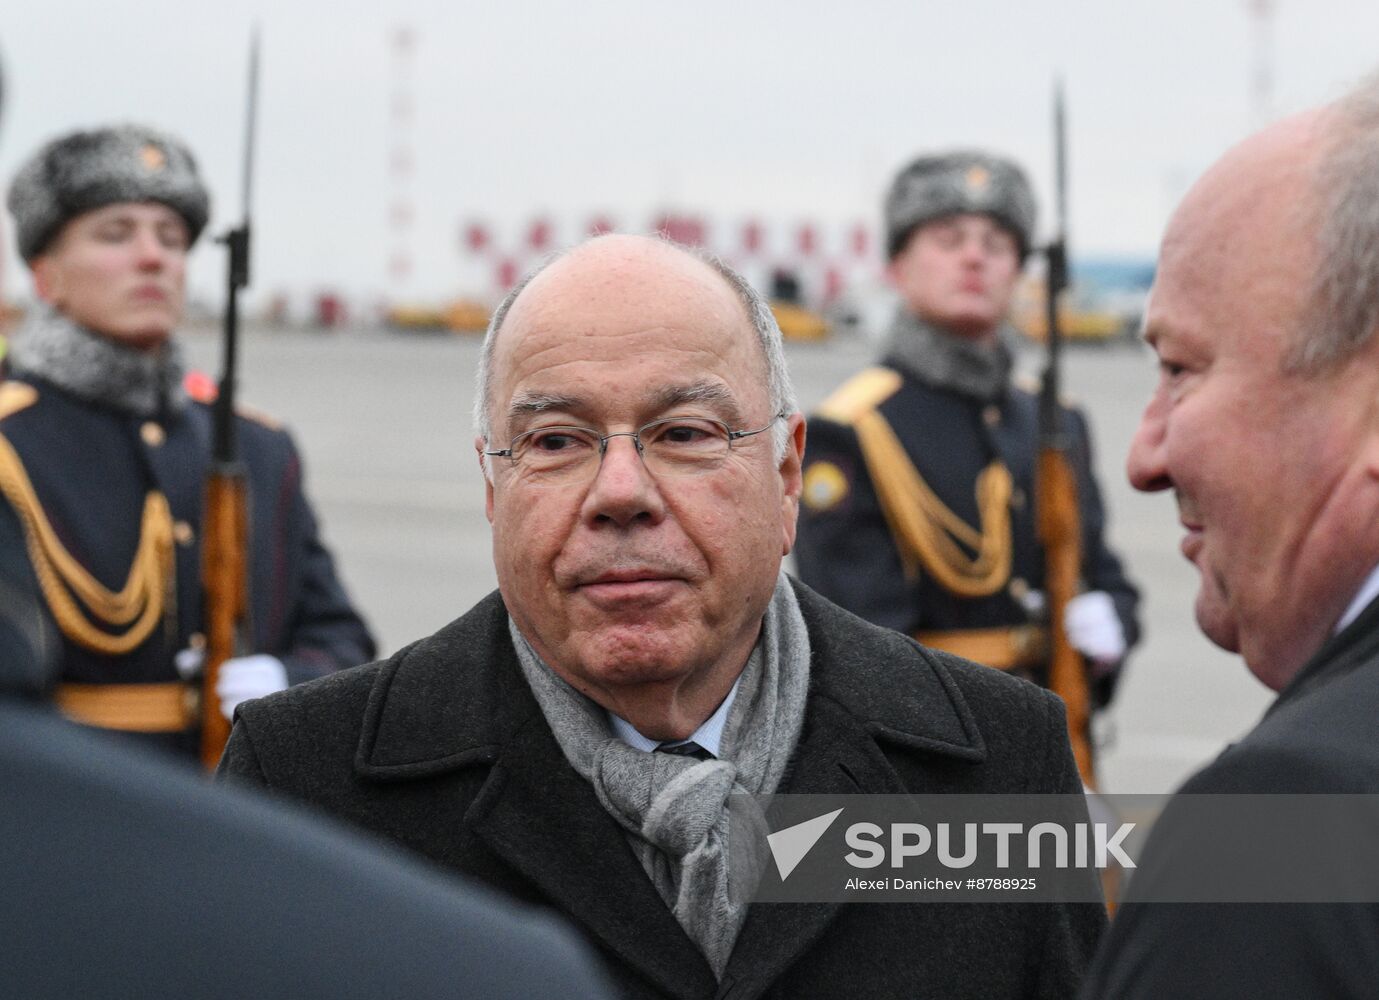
[881,308,1017,403]
[6,302,187,418]
[511,572,810,978]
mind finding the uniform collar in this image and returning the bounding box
[7,303,187,419]
[881,307,1015,403]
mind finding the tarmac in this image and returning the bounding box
[182,324,1275,795]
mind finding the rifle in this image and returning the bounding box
[200,30,260,770]
[1036,80,1096,788]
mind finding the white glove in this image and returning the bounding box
[1063,591,1127,668]
[215,653,288,720]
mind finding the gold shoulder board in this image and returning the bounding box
[816,367,903,424]
[0,382,39,421]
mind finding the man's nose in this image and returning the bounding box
[957,236,986,264]
[582,434,666,527]
[132,229,169,268]
[1126,395,1171,493]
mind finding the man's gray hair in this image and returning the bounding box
[1289,71,1379,372]
[472,235,799,472]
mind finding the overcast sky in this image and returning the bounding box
[2,0,1377,308]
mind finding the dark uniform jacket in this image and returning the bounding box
[1081,593,1379,999]
[221,580,1106,1000]
[795,356,1139,703]
[0,374,374,752]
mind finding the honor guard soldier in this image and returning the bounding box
[0,124,374,758]
[794,151,1140,708]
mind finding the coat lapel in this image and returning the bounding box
[470,718,717,999]
[353,592,715,999]
[720,582,990,1000]
[720,695,908,1000]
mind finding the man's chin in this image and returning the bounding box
[569,625,697,684]
[1194,591,1241,654]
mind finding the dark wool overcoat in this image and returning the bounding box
[222,580,1105,999]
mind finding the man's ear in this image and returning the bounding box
[30,255,60,304]
[475,435,495,523]
[780,413,806,554]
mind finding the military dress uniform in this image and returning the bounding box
[794,340,1139,705]
[794,150,1139,708]
[0,124,373,756]
[0,369,374,755]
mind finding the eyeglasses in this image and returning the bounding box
[484,414,785,479]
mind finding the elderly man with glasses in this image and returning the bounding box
[220,234,1104,999]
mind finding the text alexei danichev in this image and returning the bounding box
[845,877,960,891]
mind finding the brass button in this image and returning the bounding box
[1008,577,1030,602]
[140,422,166,447]
[188,632,206,650]
[982,405,1001,427]
[1010,487,1027,510]
[173,520,195,545]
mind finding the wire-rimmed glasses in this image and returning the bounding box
[483,413,784,479]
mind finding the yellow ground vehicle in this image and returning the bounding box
[1013,258,1154,344]
[771,301,830,342]
[387,299,491,334]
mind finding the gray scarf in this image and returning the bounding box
[6,302,187,418]
[881,308,1017,403]
[510,572,810,978]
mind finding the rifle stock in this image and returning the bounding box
[1037,447,1093,785]
[199,469,249,768]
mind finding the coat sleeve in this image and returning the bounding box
[792,416,917,634]
[264,434,377,684]
[1065,405,1142,705]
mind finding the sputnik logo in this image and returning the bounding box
[766,808,844,880]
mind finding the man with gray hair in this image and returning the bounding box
[1081,78,1379,997]
[222,233,1104,998]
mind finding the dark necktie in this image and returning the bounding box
[655,740,714,762]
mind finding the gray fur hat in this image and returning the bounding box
[7,124,210,262]
[884,150,1037,260]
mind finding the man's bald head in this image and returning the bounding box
[473,235,796,461]
[1159,75,1379,375]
